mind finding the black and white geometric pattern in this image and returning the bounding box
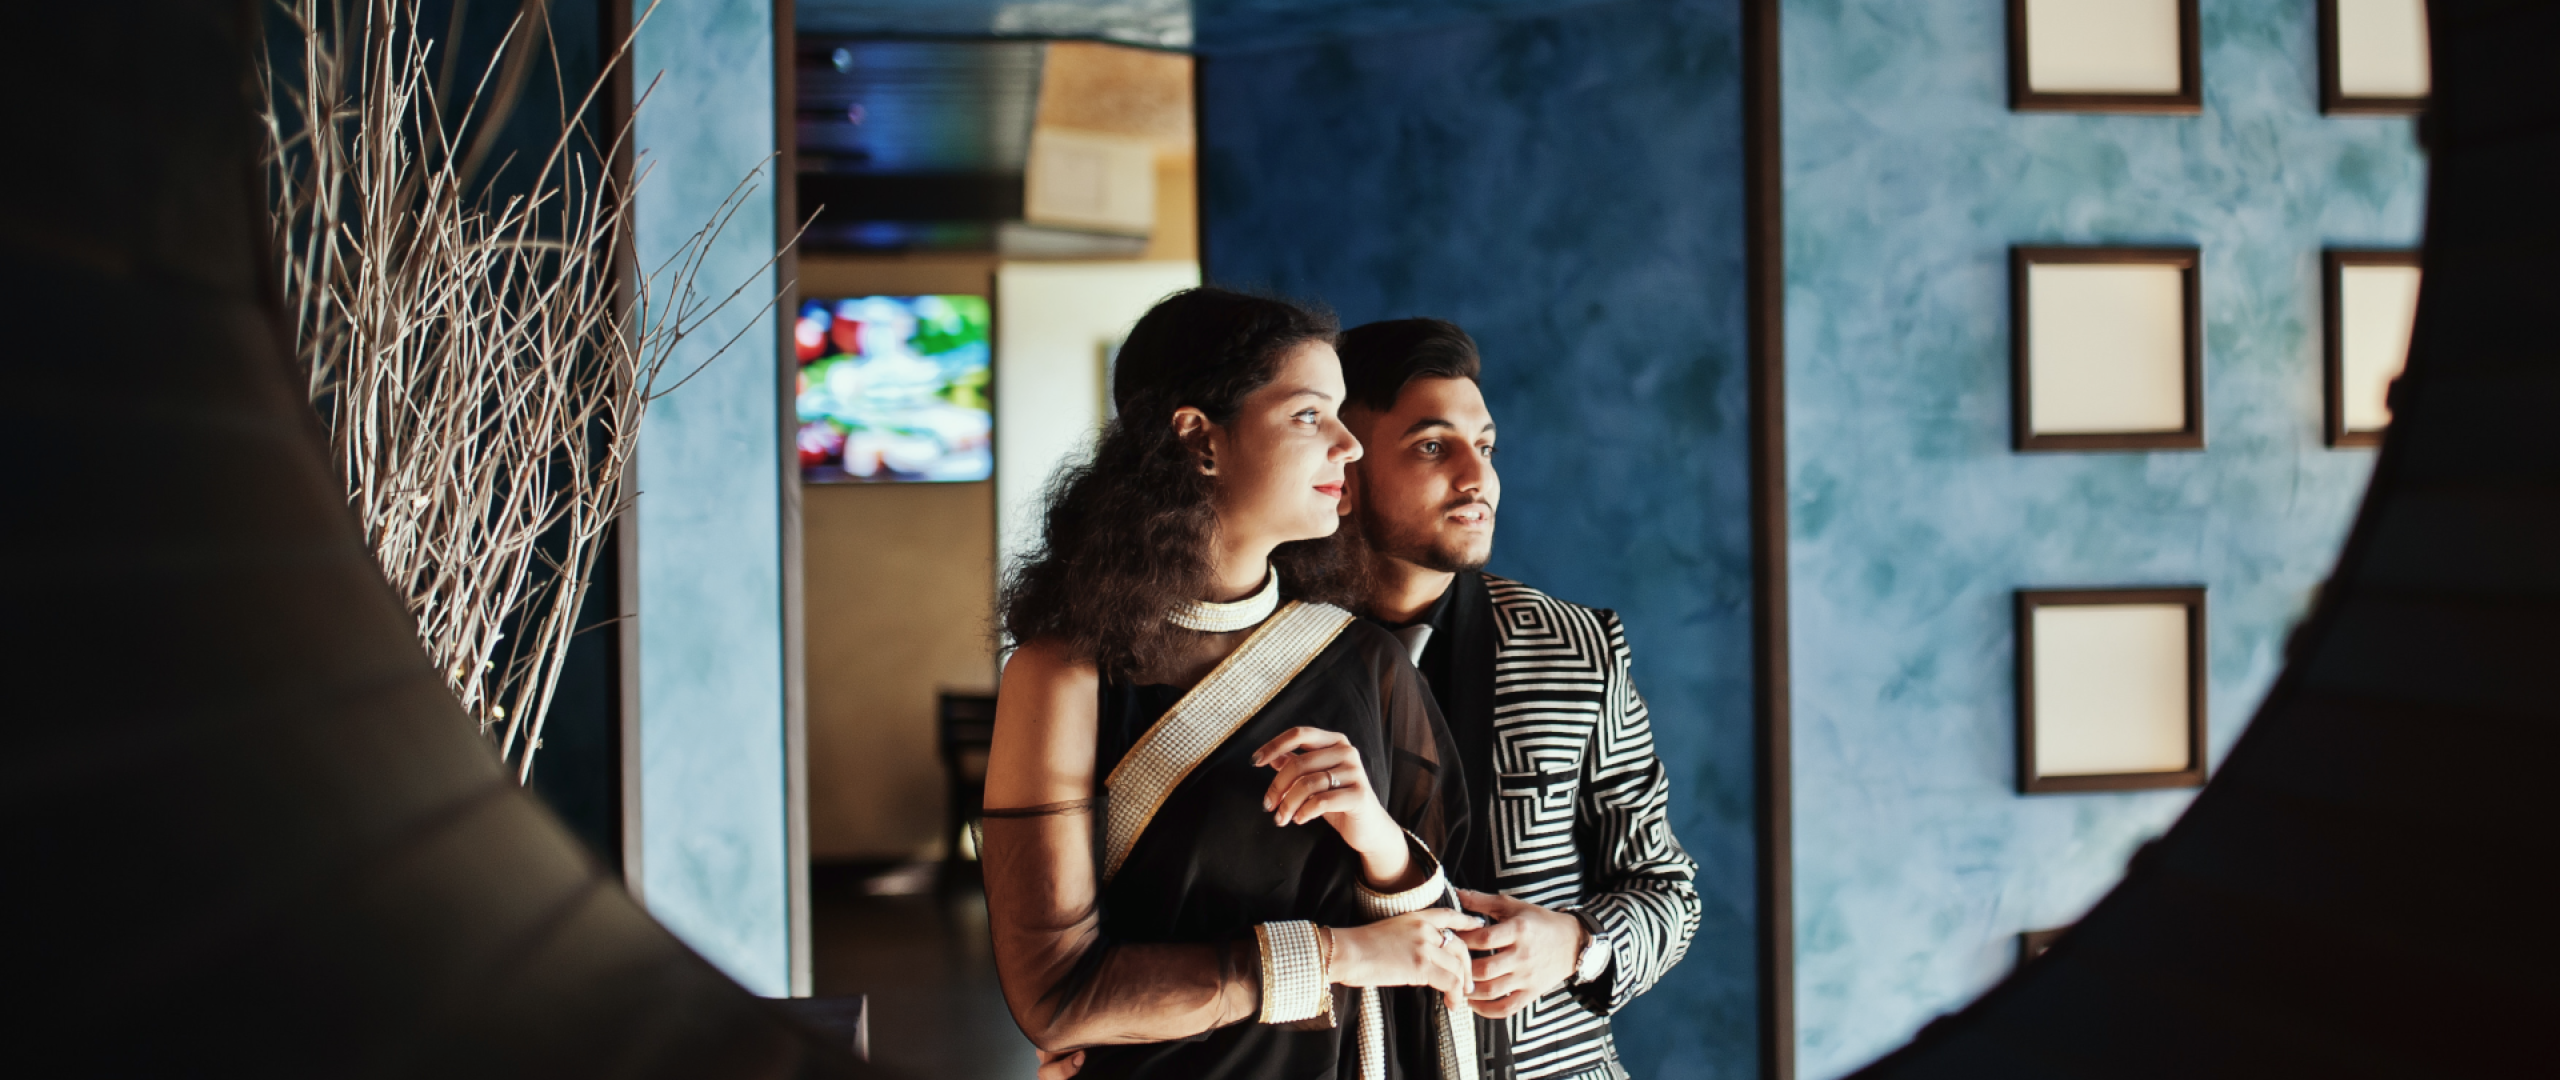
[1479,575,1702,1080]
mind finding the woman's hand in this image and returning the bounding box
[1036,1049,1084,1080]
[1252,727,1419,890]
[1330,910,1483,1010]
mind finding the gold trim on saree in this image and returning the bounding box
[1101,600,1357,884]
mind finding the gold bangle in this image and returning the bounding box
[1317,925,1336,984]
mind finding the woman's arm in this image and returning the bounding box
[981,639,1258,1052]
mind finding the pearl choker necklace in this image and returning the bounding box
[1170,565,1281,632]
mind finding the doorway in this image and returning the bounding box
[788,34,1201,1079]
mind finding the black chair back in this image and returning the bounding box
[937,692,999,864]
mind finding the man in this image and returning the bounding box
[1335,319,1701,1080]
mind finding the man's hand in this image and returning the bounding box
[1454,888,1588,1018]
[1036,1048,1083,1080]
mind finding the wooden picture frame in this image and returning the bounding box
[2323,249,2422,448]
[2321,0,2431,115]
[2008,0,2201,114]
[2012,246,2204,452]
[2016,587,2208,794]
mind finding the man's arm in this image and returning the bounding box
[1566,609,1703,1016]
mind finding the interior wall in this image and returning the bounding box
[797,254,1196,860]
[803,482,998,860]
[1778,0,2425,1074]
[1196,3,1757,1076]
[1033,42,1197,258]
[797,255,1000,861]
[992,261,1204,570]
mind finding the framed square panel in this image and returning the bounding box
[2322,0,2431,115]
[2009,0,2200,114]
[2015,587,2207,794]
[2324,249,2422,448]
[2012,247,2203,451]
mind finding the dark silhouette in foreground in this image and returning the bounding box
[0,3,881,1075]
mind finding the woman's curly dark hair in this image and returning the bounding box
[1000,287,1366,679]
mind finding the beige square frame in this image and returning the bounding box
[2324,248,2422,448]
[2009,0,2201,114]
[2015,587,2209,794]
[2011,246,2205,452]
[2321,0,2431,115]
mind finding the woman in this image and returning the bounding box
[984,288,1481,1080]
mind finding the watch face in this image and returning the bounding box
[1576,934,1610,983]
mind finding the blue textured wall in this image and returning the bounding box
[1199,3,1757,1076]
[1780,1,2424,1074]
[631,0,795,997]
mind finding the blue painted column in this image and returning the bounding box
[628,0,798,998]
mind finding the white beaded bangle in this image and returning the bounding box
[1253,920,1329,1024]
[1356,830,1449,919]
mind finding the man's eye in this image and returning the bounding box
[1418,440,1444,455]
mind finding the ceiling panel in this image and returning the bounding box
[797,39,1044,175]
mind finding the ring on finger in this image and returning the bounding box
[1326,768,1340,790]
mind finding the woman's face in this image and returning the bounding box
[1198,341,1365,550]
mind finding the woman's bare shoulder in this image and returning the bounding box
[1000,637,1097,690]
[987,637,1100,805]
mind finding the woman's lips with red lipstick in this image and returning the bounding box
[1314,482,1344,498]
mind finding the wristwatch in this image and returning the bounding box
[1567,911,1612,987]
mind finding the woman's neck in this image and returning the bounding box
[1205,534,1274,602]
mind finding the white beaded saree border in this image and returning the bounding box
[1101,601,1357,884]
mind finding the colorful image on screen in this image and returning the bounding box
[795,294,992,483]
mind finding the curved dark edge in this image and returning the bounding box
[0,1,888,1073]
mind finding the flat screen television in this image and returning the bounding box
[795,294,992,483]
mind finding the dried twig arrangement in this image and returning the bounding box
[259,0,786,780]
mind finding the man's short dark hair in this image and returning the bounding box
[1335,318,1482,413]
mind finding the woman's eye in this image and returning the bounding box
[1481,445,1498,458]
[1293,409,1320,424]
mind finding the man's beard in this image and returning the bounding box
[1352,496,1491,575]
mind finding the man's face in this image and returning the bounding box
[1345,376,1499,573]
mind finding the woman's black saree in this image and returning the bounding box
[982,602,1473,1080]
